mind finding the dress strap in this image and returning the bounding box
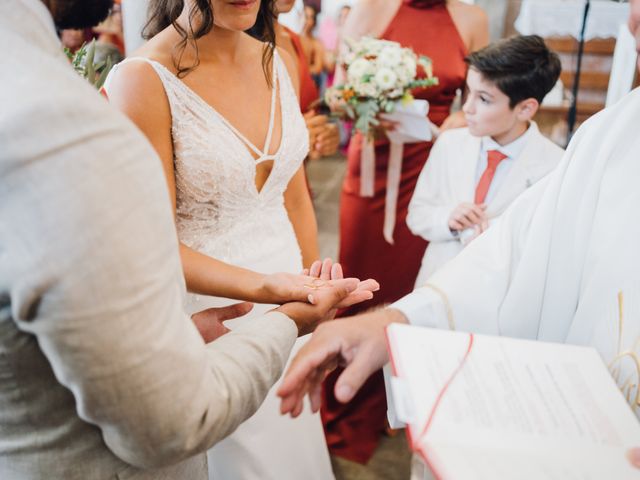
[261,49,279,155]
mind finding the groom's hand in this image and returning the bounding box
[305,258,380,309]
[275,278,357,336]
[277,308,406,418]
[191,302,253,343]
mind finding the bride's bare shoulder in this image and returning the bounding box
[105,54,169,124]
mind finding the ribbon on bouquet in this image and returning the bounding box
[359,100,436,244]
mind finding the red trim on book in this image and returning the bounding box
[385,327,475,480]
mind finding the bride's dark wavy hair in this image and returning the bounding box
[143,0,277,81]
[405,0,446,7]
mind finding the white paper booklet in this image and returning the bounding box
[386,323,640,480]
[380,99,439,144]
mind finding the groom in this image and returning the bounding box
[279,0,640,466]
[0,1,372,479]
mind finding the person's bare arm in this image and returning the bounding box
[334,0,401,85]
[309,38,325,75]
[284,166,320,269]
[440,2,490,132]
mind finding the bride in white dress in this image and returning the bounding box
[104,1,353,478]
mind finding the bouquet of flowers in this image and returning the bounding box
[325,37,438,136]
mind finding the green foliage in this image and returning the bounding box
[64,40,114,90]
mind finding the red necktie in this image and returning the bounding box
[474,150,508,204]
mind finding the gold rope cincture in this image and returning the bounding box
[423,283,455,331]
[608,291,640,407]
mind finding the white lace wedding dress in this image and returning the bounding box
[105,50,334,480]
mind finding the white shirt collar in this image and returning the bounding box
[480,121,538,160]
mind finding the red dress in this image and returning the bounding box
[321,3,468,464]
[284,26,319,113]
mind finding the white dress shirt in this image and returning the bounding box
[394,126,537,326]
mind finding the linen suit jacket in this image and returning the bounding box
[0,1,298,478]
[407,124,564,286]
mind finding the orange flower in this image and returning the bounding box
[343,89,355,101]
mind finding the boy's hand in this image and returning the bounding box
[448,202,487,231]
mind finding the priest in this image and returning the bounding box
[279,0,640,466]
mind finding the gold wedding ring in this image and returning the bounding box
[304,278,326,289]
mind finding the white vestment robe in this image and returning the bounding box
[394,86,640,415]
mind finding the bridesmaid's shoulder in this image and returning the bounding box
[447,0,486,20]
[345,0,400,39]
[447,0,489,51]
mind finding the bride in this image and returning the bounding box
[104,0,374,478]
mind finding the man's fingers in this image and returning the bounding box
[279,341,341,399]
[334,346,378,403]
[309,381,323,413]
[336,291,374,309]
[357,278,380,292]
[211,302,254,322]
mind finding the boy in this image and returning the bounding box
[407,35,565,287]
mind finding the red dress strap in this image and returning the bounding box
[283,26,319,113]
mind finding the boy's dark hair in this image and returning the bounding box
[465,35,561,108]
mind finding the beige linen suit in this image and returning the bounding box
[0,1,298,478]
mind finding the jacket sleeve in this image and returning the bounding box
[406,133,459,242]
[4,94,297,469]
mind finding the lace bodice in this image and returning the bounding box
[107,50,309,270]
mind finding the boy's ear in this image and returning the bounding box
[515,98,540,121]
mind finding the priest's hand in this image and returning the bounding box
[191,302,254,343]
[274,278,358,336]
[304,258,380,309]
[448,202,488,232]
[277,308,407,417]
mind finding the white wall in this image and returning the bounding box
[321,0,356,20]
[121,0,149,54]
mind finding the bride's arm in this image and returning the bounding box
[105,60,312,304]
[284,167,320,269]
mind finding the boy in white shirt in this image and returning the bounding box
[407,35,565,286]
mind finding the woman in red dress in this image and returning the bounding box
[274,0,340,159]
[322,0,489,468]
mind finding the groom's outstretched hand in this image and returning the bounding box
[277,308,407,418]
[304,258,380,309]
[275,278,358,336]
[191,302,254,343]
